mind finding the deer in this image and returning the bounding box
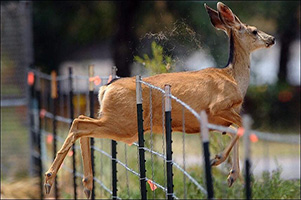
[44,2,275,198]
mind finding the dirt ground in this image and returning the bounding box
[1,178,40,199]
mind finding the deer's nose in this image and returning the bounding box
[271,37,276,45]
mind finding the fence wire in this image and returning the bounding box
[30,69,300,200]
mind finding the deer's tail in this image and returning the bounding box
[97,85,107,118]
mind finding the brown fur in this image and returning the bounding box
[99,68,242,143]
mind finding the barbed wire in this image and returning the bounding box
[43,110,72,124]
[93,144,179,199]
[132,142,207,195]
[138,79,300,144]
[33,68,299,199]
[40,129,81,150]
[30,69,118,82]
[33,69,299,144]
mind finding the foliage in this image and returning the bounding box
[60,157,300,199]
[245,83,300,132]
[32,1,116,72]
[134,41,175,75]
[252,167,300,199]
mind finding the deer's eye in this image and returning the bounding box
[252,30,258,35]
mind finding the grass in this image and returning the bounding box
[1,106,30,181]
[2,164,299,199]
[252,169,300,199]
[39,130,299,199]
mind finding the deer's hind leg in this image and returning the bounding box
[227,130,241,187]
[79,137,93,199]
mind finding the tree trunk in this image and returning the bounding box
[277,2,298,84]
[112,1,140,77]
[278,29,295,84]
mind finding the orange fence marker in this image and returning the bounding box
[27,71,35,86]
[249,133,258,143]
[89,76,101,86]
[107,75,112,83]
[47,134,53,144]
[94,76,101,85]
[237,127,245,137]
[147,180,157,191]
[40,109,46,118]
[68,150,74,157]
[59,163,64,170]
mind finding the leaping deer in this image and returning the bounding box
[44,2,275,198]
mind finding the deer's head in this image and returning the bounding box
[205,2,275,52]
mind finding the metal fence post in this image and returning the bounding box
[136,75,147,199]
[243,115,253,200]
[28,69,37,175]
[68,67,77,200]
[36,70,44,200]
[51,71,59,199]
[164,85,174,200]
[200,111,214,199]
[89,65,96,200]
[28,68,44,199]
[111,66,118,200]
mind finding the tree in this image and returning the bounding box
[275,2,299,84]
[112,1,141,77]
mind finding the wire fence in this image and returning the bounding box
[28,66,300,199]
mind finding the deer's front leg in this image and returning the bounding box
[211,124,241,187]
[210,133,239,167]
[79,137,93,199]
[210,109,241,167]
[227,138,240,187]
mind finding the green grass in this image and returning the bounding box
[252,168,300,199]
[1,106,29,181]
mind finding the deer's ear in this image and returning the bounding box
[217,2,241,29]
[204,3,227,32]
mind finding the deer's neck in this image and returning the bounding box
[226,31,251,97]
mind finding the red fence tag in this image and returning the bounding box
[107,75,112,83]
[237,127,244,136]
[147,180,157,191]
[89,76,101,86]
[250,133,258,143]
[47,134,53,144]
[40,109,46,118]
[27,72,34,86]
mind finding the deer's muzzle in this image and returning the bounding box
[266,37,276,47]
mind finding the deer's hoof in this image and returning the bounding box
[84,188,91,199]
[227,176,234,187]
[210,158,217,166]
[44,183,52,194]
[227,169,238,187]
[210,154,223,166]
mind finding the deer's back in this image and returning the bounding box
[99,67,241,134]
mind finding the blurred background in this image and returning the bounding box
[1,1,300,198]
